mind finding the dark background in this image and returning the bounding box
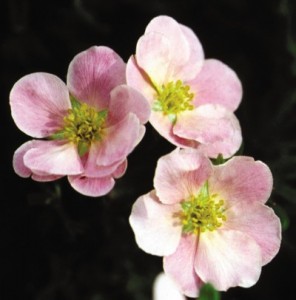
[1,0,296,299]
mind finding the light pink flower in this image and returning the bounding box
[10,46,150,197]
[153,272,186,300]
[126,15,243,158]
[129,148,281,297]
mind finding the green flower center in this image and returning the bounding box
[179,182,226,234]
[51,96,108,156]
[153,80,194,123]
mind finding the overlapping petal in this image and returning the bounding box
[154,148,212,204]
[208,156,273,205]
[129,191,182,256]
[67,46,126,109]
[164,234,203,297]
[174,104,242,158]
[189,59,242,111]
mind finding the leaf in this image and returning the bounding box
[198,283,220,300]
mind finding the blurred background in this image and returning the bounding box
[0,0,296,299]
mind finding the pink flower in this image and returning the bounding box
[129,148,281,297]
[10,46,150,197]
[153,272,186,300]
[126,15,243,158]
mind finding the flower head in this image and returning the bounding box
[127,15,243,158]
[129,148,281,297]
[10,46,150,197]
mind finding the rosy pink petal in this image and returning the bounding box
[31,173,63,182]
[174,104,242,158]
[195,230,262,291]
[208,156,273,205]
[68,175,115,197]
[67,46,126,109]
[153,272,186,300]
[136,32,171,84]
[129,191,182,256]
[126,55,157,104]
[189,59,242,111]
[96,113,142,166]
[108,84,151,125]
[164,234,203,298]
[224,202,281,265]
[10,72,70,138]
[154,148,212,204]
[23,140,83,175]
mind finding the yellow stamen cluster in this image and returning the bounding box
[180,182,226,235]
[51,97,108,156]
[153,80,194,123]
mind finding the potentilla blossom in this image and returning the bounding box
[10,46,150,197]
[129,148,281,297]
[153,272,186,300]
[126,15,243,158]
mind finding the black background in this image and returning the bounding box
[1,0,296,299]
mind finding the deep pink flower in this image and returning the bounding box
[129,148,281,297]
[10,46,150,197]
[126,15,243,158]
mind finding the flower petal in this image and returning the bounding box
[112,159,128,179]
[208,156,273,205]
[154,148,212,204]
[10,73,70,138]
[108,84,151,125]
[129,191,182,256]
[195,230,262,291]
[225,202,281,265]
[153,272,186,300]
[136,32,172,83]
[164,234,203,298]
[68,175,115,197]
[23,140,83,175]
[126,55,156,104]
[96,113,142,166]
[67,46,126,109]
[174,104,242,158]
[189,59,242,111]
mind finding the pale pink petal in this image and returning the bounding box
[136,32,172,83]
[126,55,156,104]
[96,114,142,166]
[208,156,273,205]
[153,272,186,300]
[154,148,212,204]
[67,46,126,109]
[129,191,182,256]
[143,16,204,80]
[195,230,262,291]
[68,175,115,197]
[174,104,242,158]
[224,202,281,265]
[164,234,203,298]
[10,73,70,138]
[108,85,151,125]
[23,140,83,175]
[189,59,242,111]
